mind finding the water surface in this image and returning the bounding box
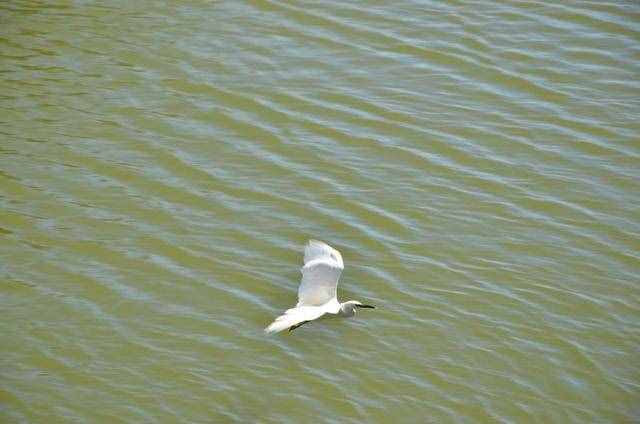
[1,0,639,422]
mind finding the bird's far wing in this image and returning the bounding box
[297,260,342,307]
[264,306,327,333]
[304,240,343,268]
[297,240,344,307]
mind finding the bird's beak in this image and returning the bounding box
[357,304,376,309]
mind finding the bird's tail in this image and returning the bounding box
[265,306,326,333]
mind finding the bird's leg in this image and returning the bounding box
[288,321,311,332]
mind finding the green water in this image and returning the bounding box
[1,1,639,422]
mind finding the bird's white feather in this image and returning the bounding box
[264,306,327,333]
[297,241,343,307]
[265,240,356,334]
[303,240,344,268]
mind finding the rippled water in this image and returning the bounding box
[2,0,639,422]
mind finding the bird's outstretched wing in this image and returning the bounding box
[297,240,344,307]
[264,306,327,333]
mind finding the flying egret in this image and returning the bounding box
[265,240,375,333]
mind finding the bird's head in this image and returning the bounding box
[340,300,376,317]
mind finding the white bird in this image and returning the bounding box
[265,240,375,333]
